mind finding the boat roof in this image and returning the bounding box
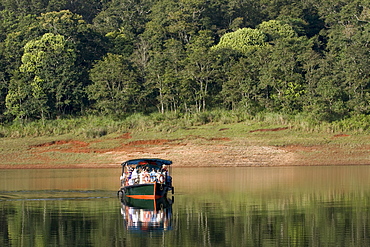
[121,158,172,167]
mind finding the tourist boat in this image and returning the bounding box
[117,158,174,199]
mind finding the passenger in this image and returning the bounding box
[157,172,165,183]
[125,168,133,186]
[139,170,145,184]
[131,168,138,184]
[142,168,150,183]
[150,169,157,182]
[120,173,126,186]
[160,166,168,184]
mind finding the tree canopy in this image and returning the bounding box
[0,0,368,123]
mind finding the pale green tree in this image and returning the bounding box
[212,27,267,53]
[6,33,78,119]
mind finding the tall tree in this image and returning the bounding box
[257,20,310,112]
[146,38,185,113]
[183,30,217,112]
[6,33,78,119]
[87,53,141,115]
[0,11,42,120]
[38,10,106,65]
[219,52,261,112]
[50,0,104,23]
[309,0,370,119]
[93,0,153,34]
[37,10,107,107]
[0,0,47,15]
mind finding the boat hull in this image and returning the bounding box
[119,183,172,199]
[121,196,173,210]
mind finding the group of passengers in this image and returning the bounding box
[121,166,169,186]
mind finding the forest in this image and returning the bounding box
[0,0,369,125]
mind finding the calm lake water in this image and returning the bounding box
[1,166,370,246]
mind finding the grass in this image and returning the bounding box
[1,110,369,138]
[0,111,368,167]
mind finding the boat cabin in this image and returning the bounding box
[120,159,173,187]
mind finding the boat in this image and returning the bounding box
[117,158,174,200]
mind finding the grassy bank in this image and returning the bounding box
[0,111,369,168]
[1,111,369,138]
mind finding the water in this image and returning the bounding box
[1,166,370,246]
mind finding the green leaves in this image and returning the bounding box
[0,0,369,123]
[20,33,73,73]
[6,33,78,119]
[258,20,297,41]
[212,28,267,53]
[87,53,140,115]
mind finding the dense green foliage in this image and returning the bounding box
[0,0,369,125]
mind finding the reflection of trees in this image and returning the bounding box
[0,198,174,246]
[171,192,370,246]
[1,192,370,246]
[0,199,126,246]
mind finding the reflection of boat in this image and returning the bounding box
[117,158,174,199]
[120,196,173,232]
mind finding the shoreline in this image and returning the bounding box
[2,163,370,169]
[1,128,369,169]
[2,162,370,169]
[0,141,368,169]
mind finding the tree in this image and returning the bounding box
[5,71,48,121]
[0,0,47,15]
[146,38,185,113]
[256,20,310,112]
[92,0,153,35]
[37,10,107,107]
[212,27,267,53]
[49,0,104,23]
[224,0,264,30]
[38,10,106,65]
[37,10,88,42]
[0,11,41,81]
[6,33,79,120]
[257,19,297,41]
[87,53,140,115]
[219,52,262,112]
[212,20,310,113]
[183,30,218,112]
[308,0,370,119]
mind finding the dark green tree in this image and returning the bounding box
[146,39,185,113]
[93,0,153,34]
[0,0,48,15]
[49,0,104,23]
[183,30,218,112]
[305,0,370,120]
[87,53,141,115]
[37,10,107,108]
[219,52,261,112]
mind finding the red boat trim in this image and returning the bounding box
[154,182,157,199]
